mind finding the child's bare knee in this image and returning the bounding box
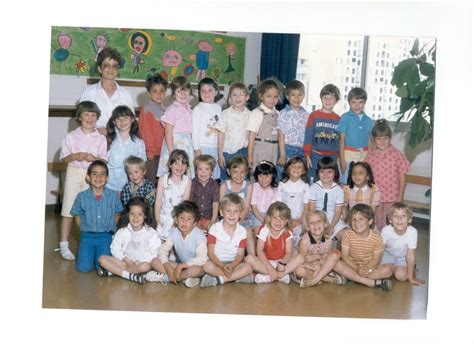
[394,267,408,281]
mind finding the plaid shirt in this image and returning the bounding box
[120,179,156,207]
[343,184,380,210]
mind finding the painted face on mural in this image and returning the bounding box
[133,36,146,53]
[162,50,183,67]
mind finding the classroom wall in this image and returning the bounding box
[45,30,432,213]
[46,31,262,205]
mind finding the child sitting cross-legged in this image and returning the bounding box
[245,201,300,284]
[338,203,393,291]
[199,194,254,287]
[146,201,208,288]
[97,197,161,284]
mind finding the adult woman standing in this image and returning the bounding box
[80,47,134,135]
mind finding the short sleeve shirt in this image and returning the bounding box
[336,110,373,149]
[381,224,417,258]
[341,229,384,266]
[161,101,193,133]
[207,220,247,262]
[276,104,309,147]
[215,106,251,154]
[190,178,219,220]
[251,183,278,213]
[365,145,411,202]
[60,127,107,169]
[257,225,293,261]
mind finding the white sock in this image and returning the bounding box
[121,271,130,279]
[59,241,69,249]
[218,276,225,284]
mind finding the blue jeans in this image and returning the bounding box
[76,232,112,272]
[220,147,248,181]
[277,144,304,181]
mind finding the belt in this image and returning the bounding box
[345,145,368,152]
[255,138,278,144]
[81,231,114,235]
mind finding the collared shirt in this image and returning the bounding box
[246,103,279,134]
[308,181,344,218]
[251,182,278,213]
[120,179,156,207]
[343,184,380,210]
[161,101,193,133]
[60,127,107,169]
[215,106,251,154]
[365,145,411,202]
[80,81,134,128]
[106,133,146,192]
[190,178,219,220]
[336,110,373,149]
[276,104,309,147]
[71,187,123,233]
[159,227,208,266]
[207,220,247,262]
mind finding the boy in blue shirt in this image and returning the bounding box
[336,87,373,184]
[71,160,123,273]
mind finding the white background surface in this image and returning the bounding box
[1,1,472,343]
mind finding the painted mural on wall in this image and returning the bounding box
[50,26,246,84]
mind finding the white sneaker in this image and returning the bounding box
[279,274,290,284]
[254,273,271,284]
[184,277,200,288]
[145,271,168,284]
[60,247,75,261]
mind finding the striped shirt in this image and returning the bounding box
[341,229,384,266]
[343,184,380,210]
[71,187,123,233]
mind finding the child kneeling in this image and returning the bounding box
[97,197,161,284]
[147,200,208,288]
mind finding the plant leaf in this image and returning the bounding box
[391,58,416,87]
[395,85,409,98]
[419,62,435,77]
[410,39,420,57]
[400,97,415,114]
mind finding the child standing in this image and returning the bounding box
[192,77,222,179]
[276,155,310,249]
[216,82,251,180]
[190,155,220,232]
[70,160,123,273]
[294,210,347,288]
[58,101,107,260]
[339,204,393,290]
[155,149,192,241]
[147,201,208,288]
[336,87,373,184]
[199,194,254,287]
[308,157,346,241]
[343,161,380,215]
[381,203,425,285]
[106,105,146,192]
[276,80,309,173]
[156,76,194,177]
[365,119,411,230]
[245,202,297,284]
[97,197,160,284]
[304,84,341,182]
[138,73,168,186]
[120,156,156,207]
[219,156,254,233]
[247,78,281,169]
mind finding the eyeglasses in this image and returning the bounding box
[101,63,120,70]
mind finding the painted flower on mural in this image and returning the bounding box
[74,59,87,73]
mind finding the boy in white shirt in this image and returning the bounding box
[381,203,426,286]
[200,194,254,287]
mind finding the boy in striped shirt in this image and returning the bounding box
[339,204,393,290]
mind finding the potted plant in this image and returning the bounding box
[390,38,436,149]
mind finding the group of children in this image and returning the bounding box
[57,69,426,291]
